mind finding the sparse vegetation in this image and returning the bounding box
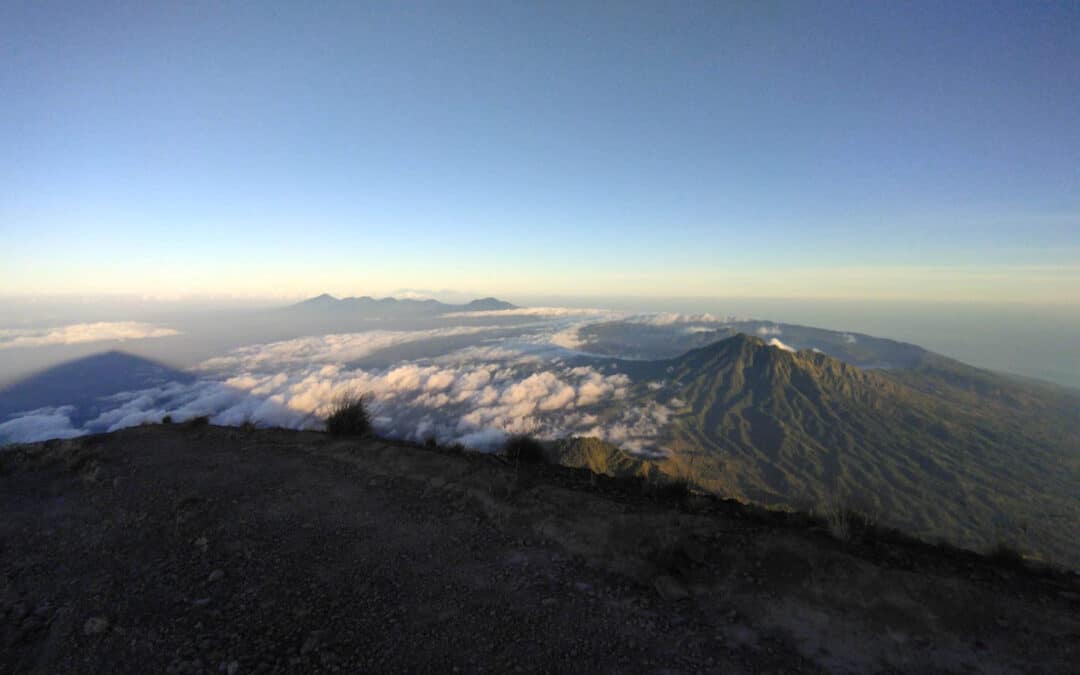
[185,415,210,428]
[605,473,647,495]
[6,423,1080,672]
[325,392,372,437]
[503,434,546,463]
[553,436,648,477]
[162,415,173,424]
[820,493,875,543]
[988,542,1027,569]
[647,474,693,502]
[418,434,468,455]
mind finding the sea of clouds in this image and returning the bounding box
[0,322,180,349]
[0,310,722,452]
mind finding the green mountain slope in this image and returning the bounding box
[618,334,1080,566]
[550,436,651,478]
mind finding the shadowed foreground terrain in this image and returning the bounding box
[2,425,1078,673]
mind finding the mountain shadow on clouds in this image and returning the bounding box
[0,351,196,427]
[0,351,306,444]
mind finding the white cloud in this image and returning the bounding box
[456,428,509,450]
[0,406,81,444]
[768,337,796,352]
[390,289,437,300]
[576,371,629,406]
[582,401,674,455]
[208,357,636,449]
[0,314,676,453]
[756,324,783,336]
[432,344,535,366]
[549,325,585,349]
[23,340,639,452]
[442,307,619,319]
[197,325,498,372]
[79,379,313,433]
[0,322,180,349]
[627,312,735,326]
[439,307,748,355]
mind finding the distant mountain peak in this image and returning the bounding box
[726,332,767,348]
[462,297,517,311]
[294,293,339,307]
[286,294,517,314]
[681,333,774,359]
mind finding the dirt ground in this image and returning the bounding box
[2,425,1078,673]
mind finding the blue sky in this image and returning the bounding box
[2,1,1078,301]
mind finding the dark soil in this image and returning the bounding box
[2,425,1078,673]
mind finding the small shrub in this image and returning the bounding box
[606,473,647,495]
[239,420,257,432]
[445,442,466,454]
[503,434,546,463]
[162,415,173,424]
[325,393,372,437]
[424,435,439,449]
[185,415,210,428]
[820,492,875,543]
[648,475,693,503]
[988,542,1026,569]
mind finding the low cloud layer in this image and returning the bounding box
[198,326,499,371]
[0,322,180,349]
[0,314,676,452]
[0,406,82,442]
[2,306,791,450]
[204,344,638,449]
[1,357,642,450]
[442,306,622,319]
[628,312,736,326]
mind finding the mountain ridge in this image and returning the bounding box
[603,333,1080,566]
[286,294,517,315]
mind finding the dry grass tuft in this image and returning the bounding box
[325,392,372,437]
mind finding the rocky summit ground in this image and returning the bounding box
[2,425,1079,674]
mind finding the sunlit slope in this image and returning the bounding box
[623,334,1079,565]
[551,436,651,478]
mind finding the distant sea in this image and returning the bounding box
[516,296,1080,391]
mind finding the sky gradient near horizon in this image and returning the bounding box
[3,1,1079,302]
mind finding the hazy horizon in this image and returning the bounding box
[2,293,1078,391]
